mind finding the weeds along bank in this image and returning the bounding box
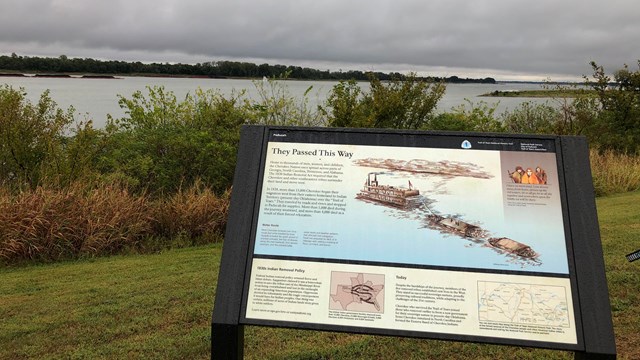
[0,182,229,263]
[1,61,639,263]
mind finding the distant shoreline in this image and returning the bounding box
[0,71,501,83]
[1,71,586,85]
[0,72,122,79]
[0,72,332,81]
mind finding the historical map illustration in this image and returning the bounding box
[330,272,385,313]
[477,281,570,327]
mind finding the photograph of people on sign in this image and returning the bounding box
[254,141,569,275]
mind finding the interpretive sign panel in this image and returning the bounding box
[212,126,616,359]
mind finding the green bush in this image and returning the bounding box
[324,79,368,128]
[501,101,560,134]
[430,100,504,132]
[586,61,640,154]
[102,87,246,195]
[0,85,107,192]
[102,80,327,195]
[0,86,75,190]
[503,60,640,152]
[325,73,445,129]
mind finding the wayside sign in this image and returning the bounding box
[212,126,616,360]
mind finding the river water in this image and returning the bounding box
[1,76,550,128]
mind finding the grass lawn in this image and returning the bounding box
[0,247,219,359]
[2,192,639,359]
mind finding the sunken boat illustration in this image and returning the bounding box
[425,214,485,238]
[488,237,537,259]
[423,209,537,260]
[356,172,423,209]
[424,212,538,261]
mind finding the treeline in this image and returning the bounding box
[0,53,495,83]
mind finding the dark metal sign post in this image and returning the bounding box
[212,126,616,359]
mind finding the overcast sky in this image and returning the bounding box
[1,0,638,81]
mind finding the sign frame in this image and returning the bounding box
[211,125,616,359]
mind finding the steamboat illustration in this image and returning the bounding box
[356,172,539,261]
[356,172,422,209]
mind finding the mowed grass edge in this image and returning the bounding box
[0,246,220,359]
[2,191,639,359]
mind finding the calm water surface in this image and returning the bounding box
[1,76,550,128]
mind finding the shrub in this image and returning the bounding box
[501,101,561,134]
[0,85,76,190]
[325,73,445,129]
[324,79,369,128]
[249,75,326,127]
[102,87,246,195]
[430,100,504,132]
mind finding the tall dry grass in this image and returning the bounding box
[0,184,150,262]
[151,182,230,245]
[0,182,229,264]
[590,149,640,196]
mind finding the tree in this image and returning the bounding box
[0,86,76,189]
[368,73,446,129]
[586,60,640,153]
[324,79,368,127]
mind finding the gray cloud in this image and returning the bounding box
[1,0,639,80]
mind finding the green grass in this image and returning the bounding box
[596,191,640,358]
[2,191,640,359]
[0,246,220,359]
